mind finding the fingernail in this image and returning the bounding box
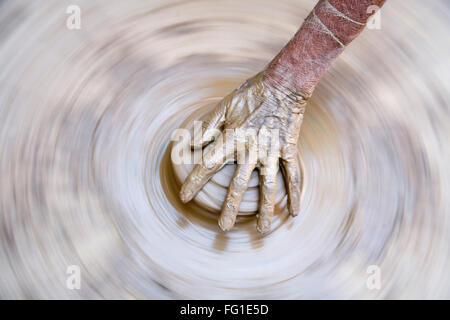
[218,216,234,231]
[289,206,300,217]
[256,219,271,234]
[179,188,193,203]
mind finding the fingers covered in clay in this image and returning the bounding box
[192,100,227,148]
[257,156,279,234]
[281,146,302,217]
[219,162,256,231]
[180,136,231,203]
[178,72,307,232]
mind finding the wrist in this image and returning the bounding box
[262,66,313,98]
[261,70,310,115]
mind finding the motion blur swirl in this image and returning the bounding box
[0,0,449,299]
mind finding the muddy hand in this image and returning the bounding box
[179,72,309,233]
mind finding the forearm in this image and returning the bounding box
[264,0,387,95]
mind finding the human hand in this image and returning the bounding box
[179,72,309,233]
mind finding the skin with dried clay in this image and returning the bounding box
[179,0,387,233]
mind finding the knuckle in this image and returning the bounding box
[281,144,297,160]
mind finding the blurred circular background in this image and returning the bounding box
[0,0,449,299]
